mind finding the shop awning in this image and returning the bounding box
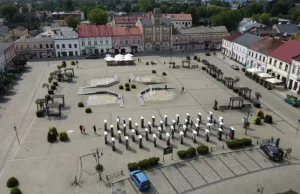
[265,78,283,84]
[246,68,263,74]
[258,72,272,78]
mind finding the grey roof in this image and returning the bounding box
[0,43,13,50]
[0,25,9,36]
[139,18,171,26]
[275,24,299,34]
[15,37,53,43]
[175,26,228,34]
[233,33,263,47]
[53,31,78,39]
[239,22,266,32]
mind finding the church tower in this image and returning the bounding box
[151,8,162,26]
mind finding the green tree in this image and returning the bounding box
[0,4,18,20]
[63,0,74,11]
[122,2,132,13]
[88,8,108,25]
[271,0,289,16]
[138,0,156,12]
[258,13,271,25]
[65,15,80,29]
[212,10,243,32]
[22,6,29,13]
[243,2,265,17]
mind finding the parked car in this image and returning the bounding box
[130,170,151,191]
[205,52,211,56]
[284,98,300,107]
[260,144,284,161]
[85,54,99,59]
[231,64,240,70]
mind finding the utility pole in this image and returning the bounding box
[14,125,20,145]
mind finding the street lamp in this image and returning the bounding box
[297,119,300,134]
[14,125,20,145]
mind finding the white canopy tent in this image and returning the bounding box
[125,53,133,57]
[246,68,263,74]
[265,78,283,84]
[104,56,114,61]
[258,72,272,78]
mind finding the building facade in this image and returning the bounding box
[162,14,192,28]
[52,10,85,21]
[136,8,172,52]
[78,25,113,55]
[53,31,80,57]
[14,37,55,58]
[0,43,16,74]
[221,33,242,57]
[9,26,28,41]
[290,56,300,92]
[111,27,143,53]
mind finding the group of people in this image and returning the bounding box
[79,125,97,134]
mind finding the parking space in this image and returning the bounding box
[114,148,290,194]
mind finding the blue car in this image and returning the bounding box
[130,170,151,191]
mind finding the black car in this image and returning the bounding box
[86,54,99,59]
[260,144,284,161]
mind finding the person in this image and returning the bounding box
[82,125,86,133]
[225,130,228,139]
[79,125,83,134]
[129,78,131,83]
[93,125,96,134]
[288,148,292,156]
[165,84,167,90]
[190,120,193,127]
[181,86,185,94]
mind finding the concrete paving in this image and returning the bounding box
[0,52,299,194]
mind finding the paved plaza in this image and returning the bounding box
[0,52,300,194]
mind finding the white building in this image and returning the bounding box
[290,56,300,92]
[78,25,113,55]
[53,31,80,57]
[221,33,242,57]
[232,33,263,66]
[52,10,85,21]
[247,37,284,72]
[162,14,192,28]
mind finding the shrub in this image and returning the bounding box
[202,66,206,70]
[95,164,103,172]
[196,145,209,155]
[61,61,66,68]
[177,147,196,159]
[119,85,124,90]
[187,147,196,157]
[242,67,246,72]
[7,73,16,79]
[253,116,262,125]
[126,87,131,91]
[51,85,56,90]
[78,102,84,107]
[177,150,188,159]
[47,127,58,143]
[193,56,197,60]
[146,62,149,65]
[10,187,22,194]
[264,115,273,124]
[7,177,19,188]
[85,108,92,113]
[186,56,190,60]
[256,110,264,118]
[152,70,156,74]
[59,131,69,142]
[125,83,130,88]
[128,162,139,171]
[71,61,75,66]
[233,88,239,93]
[226,138,252,149]
[162,72,167,76]
[131,84,136,89]
[197,58,200,62]
[127,157,159,171]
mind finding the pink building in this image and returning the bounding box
[111,27,143,53]
[0,43,16,74]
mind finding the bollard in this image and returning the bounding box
[218,128,222,141]
[152,116,155,127]
[104,120,107,131]
[110,125,114,137]
[135,123,139,135]
[117,118,120,130]
[160,121,164,131]
[153,134,157,147]
[129,118,132,129]
[118,130,122,143]
[148,122,152,134]
[123,117,126,124]
[183,125,187,137]
[184,119,188,126]
[125,136,129,149]
[166,133,170,146]
[197,112,201,121]
[176,114,180,125]
[193,130,197,143]
[207,117,211,124]
[112,138,115,151]
[145,128,149,141]
[186,113,190,124]
[230,127,235,139]
[123,124,126,136]
[172,120,176,130]
[209,111,213,121]
[196,118,200,126]
[219,116,223,123]
[104,131,108,144]
[139,135,143,148]
[195,124,199,136]
[205,129,210,142]
[180,131,184,144]
[219,121,223,130]
[131,129,135,142]
[141,117,144,128]
[158,127,162,139]
[207,123,211,131]
[171,126,175,138]
[164,115,168,126]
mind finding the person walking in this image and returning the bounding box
[129,78,131,83]
[181,86,185,94]
[225,130,228,139]
[93,125,96,134]
[123,116,126,124]
[190,120,193,128]
[82,125,86,134]
[79,125,83,134]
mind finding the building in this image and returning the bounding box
[111,27,143,53]
[248,27,278,37]
[221,32,242,57]
[52,10,85,21]
[0,43,16,74]
[53,31,80,57]
[290,55,300,92]
[14,37,55,58]
[78,25,113,55]
[172,26,228,51]
[238,19,266,33]
[162,13,192,28]
[247,37,284,72]
[113,16,141,27]
[267,40,300,90]
[232,33,263,66]
[0,25,12,43]
[9,26,28,41]
[272,23,300,35]
[136,8,172,52]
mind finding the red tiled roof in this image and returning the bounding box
[111,27,141,37]
[78,25,112,38]
[162,14,192,21]
[269,40,300,63]
[292,54,300,62]
[249,37,284,55]
[113,16,138,24]
[223,32,242,41]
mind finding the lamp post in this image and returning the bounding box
[297,119,300,134]
[14,125,20,145]
[169,48,173,63]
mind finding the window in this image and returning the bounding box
[259,55,261,60]
[138,39,141,44]
[255,54,257,59]
[285,64,288,71]
[50,44,53,48]
[106,40,108,44]
[133,39,136,44]
[27,45,30,49]
[69,44,72,48]
[20,45,23,49]
[263,57,265,62]
[120,40,123,45]
[40,44,42,49]
[279,62,282,69]
[46,44,49,48]
[125,40,128,44]
[274,60,277,66]
[297,67,300,75]
[156,27,159,33]
[34,45,36,49]
[292,65,296,74]
[74,44,77,48]
[56,44,60,49]
[16,45,19,49]
[100,40,103,44]
[269,58,272,64]
[249,51,251,55]
[62,44,65,48]
[82,41,85,46]
[88,41,91,45]
[156,35,159,41]
[94,41,97,45]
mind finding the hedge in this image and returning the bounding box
[119,85,124,90]
[127,157,160,171]
[10,187,22,194]
[177,147,196,159]
[126,87,131,91]
[59,131,69,142]
[196,145,209,155]
[186,56,191,60]
[131,84,136,89]
[78,102,84,107]
[85,108,92,113]
[162,72,167,76]
[264,115,273,124]
[7,177,19,188]
[256,110,264,119]
[253,116,262,125]
[125,83,130,88]
[226,138,252,149]
[201,66,206,70]
[47,127,58,143]
[152,70,156,74]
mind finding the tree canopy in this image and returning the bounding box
[65,15,80,29]
[87,8,108,25]
[212,10,243,32]
[0,4,18,20]
[138,0,156,12]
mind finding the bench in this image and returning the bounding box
[219,105,227,111]
[191,64,198,68]
[243,103,252,108]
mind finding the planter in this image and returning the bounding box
[253,102,261,108]
[48,90,54,95]
[51,85,56,90]
[36,110,44,118]
[53,82,58,86]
